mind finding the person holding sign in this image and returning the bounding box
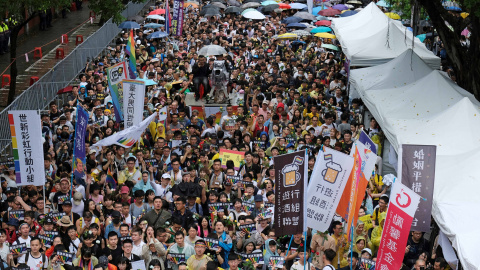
[17,237,48,270]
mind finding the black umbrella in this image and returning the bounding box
[212,0,226,3]
[263,4,279,13]
[200,6,220,16]
[225,6,244,14]
[227,0,241,6]
[127,15,144,22]
[244,0,262,3]
[204,9,221,16]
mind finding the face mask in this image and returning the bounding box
[240,126,244,131]
[287,149,294,153]
[298,144,304,148]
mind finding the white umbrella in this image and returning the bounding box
[147,15,165,20]
[198,45,227,56]
[293,11,317,21]
[243,9,266,19]
[211,2,227,8]
[291,30,310,36]
[241,2,261,8]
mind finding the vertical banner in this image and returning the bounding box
[274,150,307,235]
[8,111,45,186]
[122,79,146,129]
[401,145,436,232]
[359,130,377,154]
[73,106,89,183]
[106,62,128,121]
[171,0,185,36]
[125,29,137,79]
[165,0,170,34]
[376,182,420,270]
[306,148,354,232]
[307,0,313,15]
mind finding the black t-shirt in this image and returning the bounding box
[53,191,69,212]
[102,245,122,262]
[240,163,261,180]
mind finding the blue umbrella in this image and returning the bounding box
[444,5,461,11]
[286,23,307,28]
[144,23,164,28]
[310,26,332,33]
[312,6,327,15]
[281,16,303,24]
[376,0,390,7]
[416,34,426,42]
[147,31,168,39]
[118,21,141,29]
[290,3,307,9]
[407,27,413,32]
[340,10,358,17]
[138,78,159,86]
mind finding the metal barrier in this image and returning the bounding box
[0,1,151,155]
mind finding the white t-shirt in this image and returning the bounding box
[16,236,31,262]
[322,264,335,270]
[132,241,145,257]
[18,252,48,270]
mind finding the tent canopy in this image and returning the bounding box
[332,2,440,69]
[351,53,480,269]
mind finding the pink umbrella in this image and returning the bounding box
[461,27,470,36]
[318,8,341,16]
[315,20,331,26]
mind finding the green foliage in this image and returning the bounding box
[88,0,146,24]
[0,0,70,23]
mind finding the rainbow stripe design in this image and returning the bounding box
[44,231,59,239]
[9,210,24,220]
[50,213,65,223]
[239,224,256,235]
[57,252,73,263]
[258,208,273,219]
[242,203,255,213]
[269,256,285,267]
[10,244,27,255]
[246,256,262,264]
[324,154,332,160]
[169,256,185,264]
[359,258,375,270]
[106,167,117,189]
[125,29,137,79]
[209,205,222,213]
[8,114,21,183]
[117,137,136,147]
[204,238,219,250]
[205,241,218,250]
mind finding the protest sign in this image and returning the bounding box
[401,145,436,232]
[359,258,376,270]
[57,251,74,263]
[9,210,25,220]
[132,260,146,270]
[144,159,158,168]
[376,182,420,270]
[8,111,45,186]
[241,253,264,264]
[39,235,53,248]
[204,238,220,251]
[307,148,354,232]
[274,150,307,235]
[106,62,127,121]
[44,231,59,239]
[49,212,66,223]
[239,224,257,235]
[168,253,186,264]
[242,202,255,213]
[10,243,27,255]
[269,256,285,268]
[122,79,146,129]
[219,149,245,170]
[226,175,241,186]
[171,0,185,36]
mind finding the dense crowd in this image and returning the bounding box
[0,1,456,270]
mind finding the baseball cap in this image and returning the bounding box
[63,200,72,206]
[162,173,171,179]
[7,218,19,227]
[120,186,129,194]
[362,248,372,256]
[254,195,264,202]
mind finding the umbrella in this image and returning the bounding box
[332,4,348,10]
[147,31,168,39]
[228,0,241,6]
[244,0,261,2]
[314,32,336,39]
[278,3,291,9]
[291,40,306,45]
[127,15,144,22]
[315,20,331,26]
[376,0,390,7]
[312,6,327,15]
[290,3,307,9]
[198,45,227,56]
[200,6,220,16]
[262,0,277,5]
[416,34,426,42]
[293,11,317,20]
[138,78,158,86]
[118,21,141,29]
[184,2,200,8]
[204,9,222,16]
[149,9,166,15]
[262,5,279,12]
[443,1,461,11]
[212,0,226,3]
[310,26,331,33]
[346,0,362,4]
[242,8,257,15]
[211,2,227,8]
[147,15,165,20]
[318,8,341,16]
[276,33,298,40]
[57,85,73,95]
[144,23,164,28]
[243,9,266,19]
[321,44,339,51]
[291,30,310,37]
[340,10,357,17]
[281,16,303,24]
[385,12,401,20]
[274,8,283,12]
[316,15,329,20]
[287,23,308,28]
[225,6,244,14]
[242,2,261,8]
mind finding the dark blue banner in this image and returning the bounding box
[359,130,377,154]
[73,106,89,184]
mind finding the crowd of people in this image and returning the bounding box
[0,0,456,270]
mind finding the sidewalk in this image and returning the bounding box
[0,5,101,107]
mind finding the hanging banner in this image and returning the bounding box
[401,144,436,232]
[219,149,245,170]
[274,150,307,235]
[106,61,128,121]
[359,130,377,154]
[73,106,89,184]
[171,0,185,36]
[8,111,45,186]
[306,148,354,232]
[376,182,420,270]
[122,79,146,129]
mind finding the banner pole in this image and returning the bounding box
[285,235,294,258]
[350,220,354,270]
[43,185,46,214]
[303,231,307,270]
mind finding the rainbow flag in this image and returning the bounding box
[106,167,117,189]
[125,29,137,79]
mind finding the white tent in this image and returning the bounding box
[331,2,440,69]
[352,55,480,269]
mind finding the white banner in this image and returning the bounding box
[8,111,45,186]
[438,231,459,270]
[90,112,158,153]
[158,106,168,122]
[122,79,146,129]
[306,148,354,232]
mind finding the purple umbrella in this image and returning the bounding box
[332,4,348,11]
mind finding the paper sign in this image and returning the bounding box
[219,149,245,170]
[204,238,219,251]
[9,210,25,220]
[131,260,146,270]
[57,251,74,263]
[10,243,27,255]
[168,253,186,264]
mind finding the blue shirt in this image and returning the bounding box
[104,222,121,239]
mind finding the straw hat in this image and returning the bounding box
[57,216,73,227]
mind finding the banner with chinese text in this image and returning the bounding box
[8,111,45,186]
[401,144,436,232]
[376,182,420,270]
[307,148,354,232]
[73,106,89,184]
[171,0,185,36]
[106,62,127,121]
[274,150,307,235]
[122,79,146,129]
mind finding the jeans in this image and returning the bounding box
[193,76,208,98]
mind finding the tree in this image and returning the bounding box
[89,0,145,25]
[415,0,480,100]
[0,0,69,105]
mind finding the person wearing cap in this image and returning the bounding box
[360,248,372,259]
[5,218,19,244]
[151,173,173,202]
[53,178,71,212]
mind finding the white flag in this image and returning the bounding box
[158,106,168,122]
[90,112,157,153]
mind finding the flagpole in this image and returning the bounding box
[43,185,46,214]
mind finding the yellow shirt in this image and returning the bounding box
[186,254,212,270]
[332,234,349,268]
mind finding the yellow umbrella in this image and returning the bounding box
[385,12,400,20]
[314,32,336,39]
[461,12,469,19]
[341,9,351,13]
[277,33,298,40]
